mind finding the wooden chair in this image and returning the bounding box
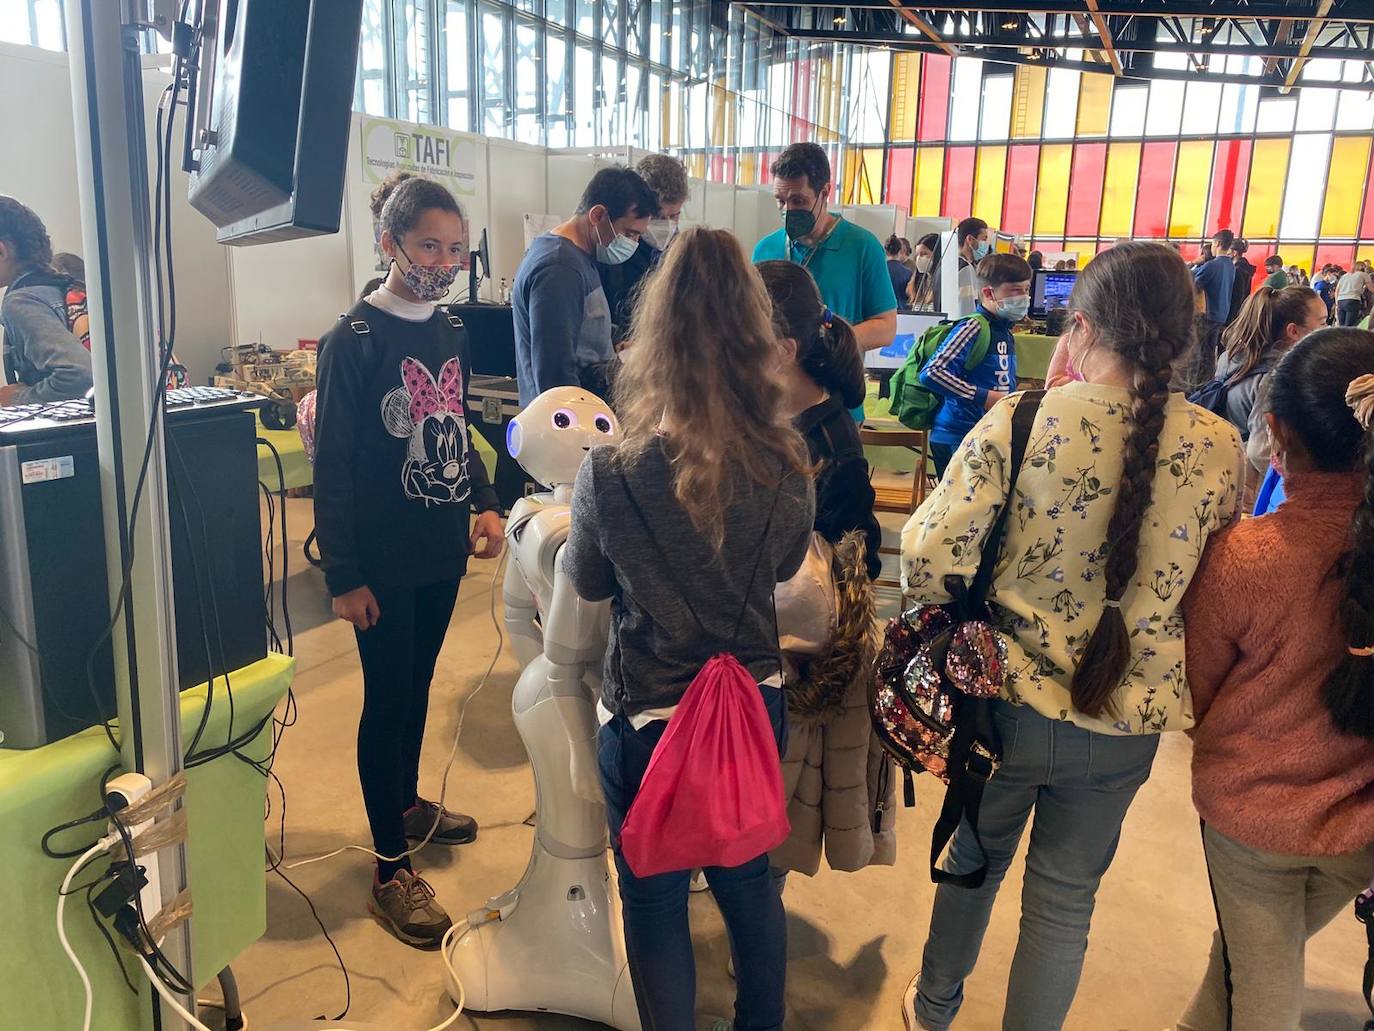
[858,423,932,597]
[858,424,931,514]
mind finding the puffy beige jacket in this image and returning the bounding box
[771,676,898,875]
[770,531,897,876]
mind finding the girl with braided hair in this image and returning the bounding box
[899,242,1245,1031]
[1179,328,1374,1031]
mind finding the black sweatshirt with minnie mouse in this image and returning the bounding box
[313,299,500,598]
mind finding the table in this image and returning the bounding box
[0,653,295,1030]
[256,415,312,492]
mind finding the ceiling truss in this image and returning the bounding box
[730,1,1374,89]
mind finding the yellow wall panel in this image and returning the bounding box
[858,148,884,204]
[913,147,944,217]
[1277,243,1315,274]
[973,146,1008,227]
[1099,142,1141,238]
[1076,73,1112,136]
[1168,141,1214,239]
[842,149,860,205]
[889,53,920,141]
[1011,66,1046,139]
[739,152,757,187]
[1320,136,1372,238]
[1242,138,1291,239]
[1034,144,1073,237]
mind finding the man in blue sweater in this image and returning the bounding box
[1191,229,1238,386]
[919,252,1033,478]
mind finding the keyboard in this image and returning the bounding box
[0,386,258,431]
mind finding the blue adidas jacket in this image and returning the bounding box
[918,304,1017,448]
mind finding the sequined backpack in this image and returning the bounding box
[870,390,1043,889]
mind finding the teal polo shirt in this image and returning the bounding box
[752,215,898,327]
[754,214,896,420]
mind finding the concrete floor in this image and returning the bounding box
[216,496,1368,1031]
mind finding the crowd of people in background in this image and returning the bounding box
[3,146,1372,1031]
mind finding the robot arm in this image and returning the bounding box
[504,504,543,670]
[546,543,612,802]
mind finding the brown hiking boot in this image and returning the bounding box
[403,797,478,846]
[368,869,452,948]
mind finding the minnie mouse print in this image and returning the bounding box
[380,356,473,505]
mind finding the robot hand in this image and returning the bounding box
[570,738,604,804]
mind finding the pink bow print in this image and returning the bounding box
[402,357,463,424]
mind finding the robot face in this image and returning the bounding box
[507,386,621,488]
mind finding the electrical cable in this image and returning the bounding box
[265,844,351,1022]
[137,956,215,1031]
[80,49,186,754]
[57,839,115,1031]
[257,437,293,655]
[286,549,508,871]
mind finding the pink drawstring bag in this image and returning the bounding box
[619,653,791,878]
[614,475,791,879]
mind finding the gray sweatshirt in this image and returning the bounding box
[1,275,93,404]
[565,440,815,718]
[1213,347,1278,442]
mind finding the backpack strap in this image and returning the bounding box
[930,389,1045,891]
[341,313,371,337]
[444,311,465,330]
[962,313,993,373]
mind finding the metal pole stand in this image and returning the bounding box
[65,0,195,1027]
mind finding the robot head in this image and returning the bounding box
[506,386,621,488]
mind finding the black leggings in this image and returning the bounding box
[354,578,461,881]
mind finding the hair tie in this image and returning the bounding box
[1346,374,1374,430]
[821,306,833,330]
[1103,598,1122,609]
[1350,644,1374,658]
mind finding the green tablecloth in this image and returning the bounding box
[0,653,294,1030]
[256,415,312,492]
[253,416,497,494]
[1014,332,1058,382]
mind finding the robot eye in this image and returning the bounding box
[594,414,613,434]
[552,408,578,430]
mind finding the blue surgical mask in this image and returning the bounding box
[594,218,639,266]
[972,240,991,261]
[997,295,1030,322]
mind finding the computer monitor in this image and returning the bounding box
[469,228,491,303]
[450,302,516,378]
[864,312,946,371]
[1031,269,1077,318]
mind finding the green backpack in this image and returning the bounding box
[887,313,992,430]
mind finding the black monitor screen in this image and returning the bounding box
[450,302,517,378]
[1032,270,1077,317]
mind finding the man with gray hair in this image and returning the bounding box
[598,153,690,342]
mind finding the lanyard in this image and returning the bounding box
[786,215,839,270]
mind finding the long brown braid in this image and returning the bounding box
[1067,243,1198,718]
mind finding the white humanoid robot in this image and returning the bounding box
[444,387,640,1030]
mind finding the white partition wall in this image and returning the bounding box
[702,181,736,230]
[485,138,548,290]
[0,44,232,384]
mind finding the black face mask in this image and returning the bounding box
[783,192,824,241]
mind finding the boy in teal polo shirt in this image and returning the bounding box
[752,143,896,419]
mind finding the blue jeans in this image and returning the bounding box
[598,683,788,1031]
[915,700,1160,1031]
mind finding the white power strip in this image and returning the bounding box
[105,772,164,942]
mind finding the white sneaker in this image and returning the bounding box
[902,971,939,1031]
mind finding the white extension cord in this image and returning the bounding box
[286,551,508,872]
[57,837,117,1031]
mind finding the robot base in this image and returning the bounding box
[444,845,641,1030]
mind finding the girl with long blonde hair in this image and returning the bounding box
[565,227,815,1031]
